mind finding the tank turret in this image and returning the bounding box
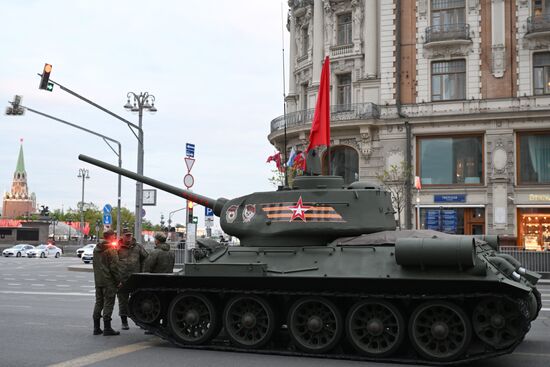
[79,154,396,246]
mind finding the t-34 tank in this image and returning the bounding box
[79,154,542,365]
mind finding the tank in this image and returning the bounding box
[79,153,542,365]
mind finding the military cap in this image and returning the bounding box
[154,233,167,243]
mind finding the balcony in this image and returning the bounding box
[270,103,380,133]
[526,15,550,38]
[425,23,471,45]
[330,44,354,58]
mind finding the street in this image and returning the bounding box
[0,256,549,367]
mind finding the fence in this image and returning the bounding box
[499,247,550,274]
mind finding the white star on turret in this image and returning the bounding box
[288,196,312,222]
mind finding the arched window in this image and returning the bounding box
[322,145,359,184]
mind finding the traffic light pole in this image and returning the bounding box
[10,103,123,239]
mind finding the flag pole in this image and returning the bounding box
[280,2,289,187]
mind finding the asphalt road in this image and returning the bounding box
[0,256,549,367]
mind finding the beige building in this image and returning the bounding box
[269,0,550,249]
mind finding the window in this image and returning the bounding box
[418,135,483,185]
[533,0,550,16]
[301,84,308,111]
[302,26,309,56]
[431,0,465,26]
[431,60,466,101]
[533,53,550,95]
[336,73,352,110]
[518,132,550,184]
[337,13,352,45]
[322,146,359,185]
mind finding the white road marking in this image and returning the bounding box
[541,308,550,311]
[46,340,160,367]
[0,290,94,297]
[80,286,94,288]
[7,283,21,286]
[0,304,31,308]
[56,285,70,287]
[24,278,36,281]
[31,284,45,287]
[4,278,15,280]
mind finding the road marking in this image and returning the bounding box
[24,278,36,281]
[4,278,15,280]
[541,308,550,311]
[0,290,94,297]
[7,283,21,286]
[80,285,94,288]
[31,284,45,287]
[0,304,31,309]
[46,340,160,367]
[56,285,70,287]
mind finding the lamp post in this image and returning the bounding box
[124,92,157,244]
[67,219,72,242]
[95,219,101,241]
[51,217,58,241]
[78,168,90,247]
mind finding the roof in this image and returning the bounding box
[15,144,26,174]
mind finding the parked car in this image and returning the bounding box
[27,244,63,258]
[2,244,34,257]
[81,244,96,264]
[76,244,95,258]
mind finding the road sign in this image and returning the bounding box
[184,173,194,188]
[205,207,213,217]
[186,143,195,158]
[103,204,112,214]
[186,223,196,249]
[184,157,195,172]
[103,214,112,225]
[141,208,146,218]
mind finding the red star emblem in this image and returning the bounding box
[288,196,312,222]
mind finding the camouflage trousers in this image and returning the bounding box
[117,290,130,317]
[93,286,117,321]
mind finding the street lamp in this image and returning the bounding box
[95,219,101,241]
[124,92,157,244]
[77,168,90,247]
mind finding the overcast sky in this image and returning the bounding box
[0,0,290,230]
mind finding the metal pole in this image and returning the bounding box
[80,170,86,247]
[135,106,144,243]
[117,144,122,239]
[185,200,189,264]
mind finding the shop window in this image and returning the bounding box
[418,135,483,185]
[336,73,352,111]
[322,146,359,185]
[518,132,550,184]
[518,209,550,251]
[533,53,550,96]
[419,207,485,235]
[431,60,466,101]
[337,13,352,45]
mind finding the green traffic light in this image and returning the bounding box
[193,216,198,224]
[47,82,54,92]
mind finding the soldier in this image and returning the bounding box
[117,228,148,330]
[92,229,121,336]
[143,233,175,273]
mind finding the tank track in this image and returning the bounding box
[129,287,532,366]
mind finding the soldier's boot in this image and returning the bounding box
[103,319,120,336]
[93,318,103,335]
[121,316,130,330]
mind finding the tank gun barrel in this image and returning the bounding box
[78,154,227,216]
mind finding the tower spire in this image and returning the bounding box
[15,141,26,174]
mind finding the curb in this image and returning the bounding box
[67,265,93,272]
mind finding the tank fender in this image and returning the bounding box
[487,256,521,281]
[494,253,541,285]
[395,237,475,268]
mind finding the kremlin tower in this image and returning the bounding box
[2,141,36,218]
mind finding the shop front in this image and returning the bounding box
[417,205,485,235]
[517,206,550,251]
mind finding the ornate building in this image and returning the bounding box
[2,143,36,219]
[269,0,550,249]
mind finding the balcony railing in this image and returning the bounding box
[330,44,354,57]
[527,14,550,34]
[425,23,470,44]
[270,103,380,133]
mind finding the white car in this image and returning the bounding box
[2,244,35,257]
[81,244,96,264]
[27,244,62,258]
[76,244,95,258]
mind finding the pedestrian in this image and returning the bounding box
[92,229,121,336]
[117,227,148,330]
[143,233,175,273]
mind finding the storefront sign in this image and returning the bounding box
[434,194,466,203]
[528,194,550,202]
[425,209,458,234]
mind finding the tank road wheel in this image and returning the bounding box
[168,292,219,345]
[130,292,161,324]
[288,297,343,353]
[409,301,472,362]
[223,295,276,349]
[473,297,522,349]
[346,300,405,357]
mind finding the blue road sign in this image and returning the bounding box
[103,204,112,214]
[205,207,214,217]
[103,214,112,225]
[186,143,195,158]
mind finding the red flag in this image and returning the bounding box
[266,152,284,172]
[307,56,331,152]
[293,152,306,171]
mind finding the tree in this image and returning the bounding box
[376,162,411,229]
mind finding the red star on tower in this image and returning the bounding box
[288,196,312,222]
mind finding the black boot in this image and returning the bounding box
[121,316,129,330]
[103,319,120,336]
[93,318,103,335]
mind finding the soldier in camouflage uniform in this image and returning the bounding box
[143,233,175,273]
[92,230,121,336]
[117,228,148,330]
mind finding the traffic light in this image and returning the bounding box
[187,200,194,223]
[193,216,198,224]
[39,63,54,91]
[5,95,25,115]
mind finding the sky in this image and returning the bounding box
[0,0,290,231]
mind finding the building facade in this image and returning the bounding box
[2,143,36,219]
[269,0,550,250]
